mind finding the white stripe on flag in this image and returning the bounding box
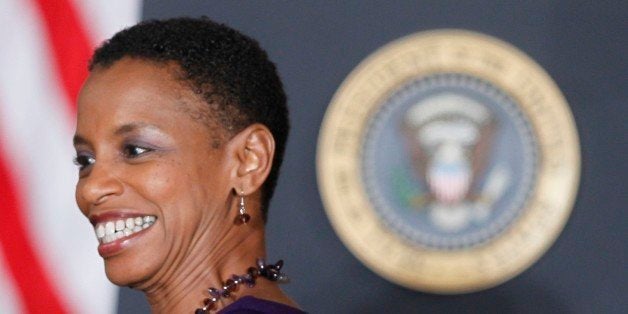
[72,0,143,45]
[0,0,140,313]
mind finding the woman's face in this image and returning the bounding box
[74,58,235,286]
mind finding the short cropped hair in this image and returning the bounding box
[89,17,289,221]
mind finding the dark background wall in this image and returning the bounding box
[118,1,627,313]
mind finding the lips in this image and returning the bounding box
[91,214,157,257]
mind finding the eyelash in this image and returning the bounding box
[73,144,153,170]
[73,154,95,171]
[122,144,153,158]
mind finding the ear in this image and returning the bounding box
[228,123,275,195]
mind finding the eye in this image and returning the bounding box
[122,144,153,158]
[73,154,95,170]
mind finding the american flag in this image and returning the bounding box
[0,1,140,313]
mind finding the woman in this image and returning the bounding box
[73,17,303,313]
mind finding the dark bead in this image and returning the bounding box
[203,297,218,306]
[247,267,260,278]
[242,274,251,281]
[231,274,241,284]
[247,278,256,288]
[208,288,221,298]
[266,268,279,281]
[234,213,250,225]
[224,279,237,292]
[256,258,266,269]
[274,260,284,270]
[221,289,231,298]
[243,275,256,288]
[241,213,250,223]
[195,308,205,314]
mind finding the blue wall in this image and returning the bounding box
[117,1,627,313]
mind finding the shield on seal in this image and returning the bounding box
[426,142,472,204]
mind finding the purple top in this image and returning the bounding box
[219,296,305,314]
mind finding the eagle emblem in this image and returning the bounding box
[402,93,510,231]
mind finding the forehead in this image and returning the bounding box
[80,58,184,111]
[77,58,211,133]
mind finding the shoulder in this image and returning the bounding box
[220,296,306,314]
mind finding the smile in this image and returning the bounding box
[94,216,156,244]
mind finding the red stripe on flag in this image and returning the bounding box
[31,0,93,113]
[0,136,68,313]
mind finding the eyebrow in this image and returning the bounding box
[114,122,162,136]
[73,134,89,146]
[73,122,164,147]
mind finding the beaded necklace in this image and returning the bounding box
[195,258,288,313]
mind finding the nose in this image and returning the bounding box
[76,161,124,208]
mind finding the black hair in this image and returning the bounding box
[89,17,289,222]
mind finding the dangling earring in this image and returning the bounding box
[235,190,251,225]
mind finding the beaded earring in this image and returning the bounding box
[234,191,250,225]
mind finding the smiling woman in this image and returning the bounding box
[72,18,303,313]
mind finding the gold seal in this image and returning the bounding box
[317,30,580,293]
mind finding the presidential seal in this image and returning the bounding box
[317,30,580,293]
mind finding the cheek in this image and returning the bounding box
[192,152,232,194]
[131,161,183,206]
[130,152,233,225]
[74,182,85,215]
[142,166,175,193]
[131,160,205,223]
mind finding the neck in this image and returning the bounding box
[143,223,269,313]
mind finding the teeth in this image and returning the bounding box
[94,215,156,244]
[115,220,125,231]
[105,222,115,235]
[96,224,105,238]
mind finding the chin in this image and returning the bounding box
[104,259,144,286]
[103,252,160,287]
